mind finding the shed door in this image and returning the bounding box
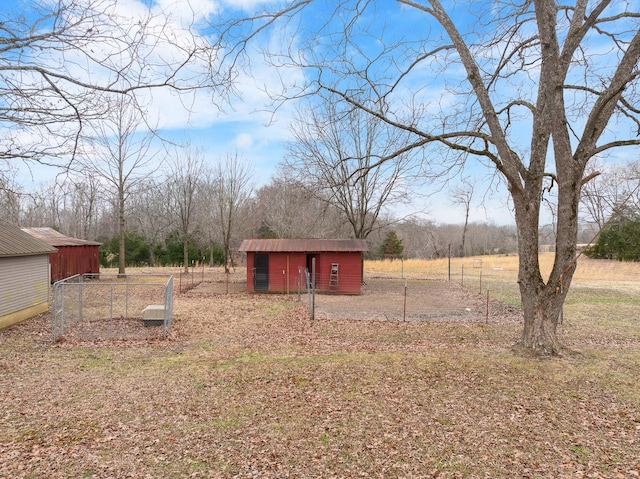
[254,254,269,291]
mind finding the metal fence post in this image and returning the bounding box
[109,283,114,340]
[125,274,129,318]
[403,281,407,321]
[311,258,316,321]
[79,275,84,322]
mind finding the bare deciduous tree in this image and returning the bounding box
[197,171,222,267]
[250,174,348,239]
[222,0,640,355]
[130,178,174,267]
[451,179,475,257]
[0,0,216,169]
[54,175,104,240]
[581,161,640,230]
[0,168,22,224]
[19,182,67,230]
[213,153,254,272]
[285,99,418,239]
[167,145,205,274]
[82,96,158,275]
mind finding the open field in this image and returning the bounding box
[1,255,639,478]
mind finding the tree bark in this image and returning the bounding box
[517,285,564,355]
[118,187,126,276]
[512,167,579,355]
[224,0,640,356]
[183,238,189,274]
[149,242,156,267]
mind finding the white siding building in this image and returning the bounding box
[0,221,56,330]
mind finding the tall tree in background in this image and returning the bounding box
[581,162,640,230]
[213,153,254,272]
[0,169,22,224]
[56,175,103,240]
[286,98,418,239]
[379,230,404,258]
[82,96,157,275]
[224,0,640,355]
[250,174,349,239]
[75,178,101,241]
[130,178,173,267]
[199,170,223,267]
[586,214,640,261]
[451,179,475,257]
[167,145,205,274]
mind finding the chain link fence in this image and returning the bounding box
[363,256,523,308]
[52,273,173,342]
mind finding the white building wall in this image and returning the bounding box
[0,255,50,317]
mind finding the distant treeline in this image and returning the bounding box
[99,232,225,268]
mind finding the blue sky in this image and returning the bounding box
[3,0,637,227]
[0,0,525,225]
[4,0,292,191]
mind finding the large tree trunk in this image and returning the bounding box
[517,280,565,355]
[461,205,469,257]
[224,243,232,273]
[512,192,560,354]
[512,166,580,356]
[515,254,567,356]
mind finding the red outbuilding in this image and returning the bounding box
[238,238,368,295]
[22,228,101,282]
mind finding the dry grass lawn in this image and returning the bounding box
[1,256,639,478]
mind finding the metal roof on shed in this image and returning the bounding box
[0,221,57,257]
[238,238,368,253]
[21,227,101,247]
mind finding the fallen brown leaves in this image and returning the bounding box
[1,279,639,479]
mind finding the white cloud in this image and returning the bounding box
[154,0,220,28]
[234,132,254,149]
[220,0,281,12]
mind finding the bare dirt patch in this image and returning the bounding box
[314,278,521,322]
[193,279,246,295]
